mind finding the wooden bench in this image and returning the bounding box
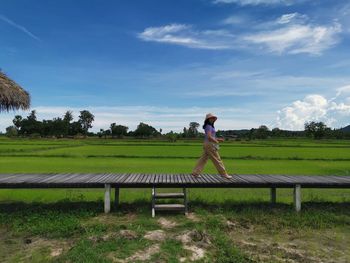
[0,173,349,213]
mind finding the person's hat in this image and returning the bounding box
[205,113,217,121]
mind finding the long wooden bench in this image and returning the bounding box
[0,173,349,213]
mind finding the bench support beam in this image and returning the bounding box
[114,187,119,208]
[293,184,301,212]
[270,187,276,204]
[104,184,111,213]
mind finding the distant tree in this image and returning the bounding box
[69,121,84,136]
[110,123,128,138]
[20,110,42,136]
[304,121,330,139]
[62,111,74,136]
[134,122,160,138]
[166,131,177,142]
[51,117,67,137]
[183,127,188,138]
[333,128,345,139]
[78,110,94,137]
[188,122,200,138]
[98,129,104,138]
[5,126,18,137]
[271,127,282,137]
[63,111,73,123]
[256,125,270,139]
[12,115,22,131]
[28,110,37,121]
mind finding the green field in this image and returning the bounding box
[0,137,349,262]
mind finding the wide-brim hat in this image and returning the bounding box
[205,113,217,121]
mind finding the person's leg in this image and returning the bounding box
[192,147,209,175]
[206,144,229,176]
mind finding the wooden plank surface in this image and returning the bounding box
[0,173,350,188]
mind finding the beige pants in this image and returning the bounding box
[192,141,227,175]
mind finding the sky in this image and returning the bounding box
[1,0,350,133]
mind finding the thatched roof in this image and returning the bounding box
[0,71,30,112]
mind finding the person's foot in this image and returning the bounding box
[191,173,202,178]
[221,174,232,179]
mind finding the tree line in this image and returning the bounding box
[3,110,350,140]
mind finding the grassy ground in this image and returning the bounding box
[0,137,349,262]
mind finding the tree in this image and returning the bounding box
[182,127,188,138]
[134,122,159,138]
[28,110,37,121]
[5,126,18,137]
[63,110,73,123]
[166,131,177,142]
[78,110,94,137]
[271,127,281,137]
[69,121,84,136]
[12,115,22,131]
[188,122,200,138]
[110,123,128,138]
[304,121,329,139]
[19,110,42,136]
[256,125,270,139]
[62,111,74,136]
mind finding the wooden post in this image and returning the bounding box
[183,188,188,215]
[114,187,119,209]
[152,187,155,218]
[270,187,276,204]
[104,184,111,213]
[293,184,301,212]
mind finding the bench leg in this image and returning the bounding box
[183,188,188,215]
[114,187,119,209]
[270,187,276,204]
[104,184,111,213]
[152,187,155,218]
[293,184,301,212]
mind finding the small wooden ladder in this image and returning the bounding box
[151,187,188,217]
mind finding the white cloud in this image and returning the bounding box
[0,14,40,41]
[243,22,342,55]
[276,89,350,130]
[276,13,308,24]
[138,13,342,55]
[0,105,255,134]
[138,23,234,50]
[222,15,249,25]
[212,0,293,5]
[335,85,350,97]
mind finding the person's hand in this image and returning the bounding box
[217,137,225,142]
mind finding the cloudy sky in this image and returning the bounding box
[1,0,350,133]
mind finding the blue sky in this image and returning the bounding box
[1,0,350,132]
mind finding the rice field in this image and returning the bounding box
[0,136,349,262]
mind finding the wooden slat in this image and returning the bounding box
[131,173,142,183]
[131,173,141,183]
[206,173,221,184]
[124,173,137,183]
[201,174,212,184]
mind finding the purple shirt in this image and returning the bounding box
[204,125,215,142]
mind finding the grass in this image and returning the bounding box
[0,137,350,262]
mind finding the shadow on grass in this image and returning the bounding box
[1,199,350,215]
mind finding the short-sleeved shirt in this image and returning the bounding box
[204,124,215,142]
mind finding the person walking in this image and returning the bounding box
[191,113,232,179]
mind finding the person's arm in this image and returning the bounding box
[205,127,219,143]
[207,133,219,143]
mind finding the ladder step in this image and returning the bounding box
[155,193,185,198]
[154,204,185,211]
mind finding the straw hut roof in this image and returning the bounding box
[0,71,31,112]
